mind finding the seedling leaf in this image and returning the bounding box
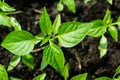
[0,64,8,80]
[40,57,48,70]
[71,73,88,80]
[58,22,93,47]
[62,0,76,13]
[108,26,118,41]
[87,20,106,37]
[57,2,64,11]
[0,2,15,11]
[40,36,50,46]
[107,0,113,5]
[115,66,120,75]
[52,14,61,35]
[39,7,52,35]
[99,35,108,57]
[9,17,21,31]
[103,9,111,25]
[43,43,65,73]
[61,63,70,80]
[7,55,21,71]
[22,54,34,69]
[95,77,112,80]
[0,12,11,27]
[1,30,35,55]
[33,73,46,80]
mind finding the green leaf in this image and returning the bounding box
[58,22,93,47]
[0,64,8,80]
[99,35,108,57]
[117,16,120,29]
[103,9,111,25]
[71,73,88,80]
[40,36,50,46]
[62,0,76,13]
[40,57,48,70]
[107,0,113,5]
[57,2,64,11]
[95,77,112,80]
[22,54,34,69]
[1,30,35,55]
[33,73,46,80]
[108,26,118,41]
[87,20,106,37]
[39,7,52,35]
[34,33,46,44]
[52,14,61,35]
[116,66,120,75]
[43,43,65,73]
[61,63,70,80]
[0,12,11,27]
[7,55,21,71]
[0,2,15,11]
[9,17,21,31]
[10,77,22,80]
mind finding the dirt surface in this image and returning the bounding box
[0,0,120,80]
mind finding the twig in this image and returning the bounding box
[32,46,45,53]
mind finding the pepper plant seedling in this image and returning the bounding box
[87,9,120,57]
[1,4,120,80]
[1,7,93,80]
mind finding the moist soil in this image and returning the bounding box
[0,0,120,80]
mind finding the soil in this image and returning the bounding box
[0,0,120,80]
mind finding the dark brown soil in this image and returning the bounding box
[1,0,120,80]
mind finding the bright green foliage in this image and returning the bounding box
[39,7,52,35]
[99,35,108,58]
[22,54,34,69]
[87,20,106,37]
[116,66,120,74]
[43,42,65,73]
[71,73,88,80]
[108,26,118,41]
[95,77,112,80]
[57,0,75,13]
[58,22,93,47]
[103,9,111,25]
[0,0,21,31]
[0,0,15,12]
[1,30,35,55]
[40,57,48,70]
[52,14,61,35]
[7,55,21,71]
[40,36,50,46]
[107,0,113,5]
[62,0,75,13]
[0,64,8,80]
[0,12,11,27]
[9,17,21,31]
[33,73,46,80]
[61,63,70,80]
[57,2,64,11]
[113,66,120,79]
